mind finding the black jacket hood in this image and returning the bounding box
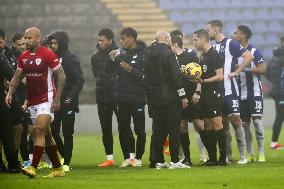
[49,31,69,55]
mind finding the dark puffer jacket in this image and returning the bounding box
[144,42,186,108]
[266,46,284,98]
[91,42,119,103]
[49,31,85,112]
[114,44,146,104]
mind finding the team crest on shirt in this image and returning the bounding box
[35,58,42,65]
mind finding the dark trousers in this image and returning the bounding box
[51,108,75,165]
[0,102,18,169]
[97,103,117,155]
[272,97,284,142]
[149,119,167,163]
[152,102,181,163]
[117,102,146,160]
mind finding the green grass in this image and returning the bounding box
[1,128,284,189]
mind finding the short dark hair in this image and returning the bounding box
[207,19,223,30]
[171,35,183,48]
[170,29,183,38]
[12,33,23,43]
[0,29,6,39]
[120,27,138,40]
[98,28,114,40]
[193,29,209,41]
[237,25,252,40]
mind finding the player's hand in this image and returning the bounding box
[5,94,13,108]
[120,62,132,72]
[181,98,188,109]
[52,99,60,112]
[109,49,119,61]
[191,92,200,105]
[228,72,238,79]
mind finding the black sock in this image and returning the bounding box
[180,132,190,161]
[0,152,3,164]
[216,128,226,162]
[199,130,209,153]
[207,130,217,162]
[15,150,19,162]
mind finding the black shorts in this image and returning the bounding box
[181,101,200,122]
[9,101,23,125]
[240,96,263,120]
[199,89,223,119]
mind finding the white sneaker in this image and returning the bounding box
[120,159,131,167]
[131,159,142,167]
[156,162,170,169]
[237,158,248,165]
[169,162,190,169]
[62,165,71,172]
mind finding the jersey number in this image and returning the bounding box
[232,100,239,108]
[255,101,262,110]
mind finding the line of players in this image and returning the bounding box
[92,19,266,168]
[0,19,266,173]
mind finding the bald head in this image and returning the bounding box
[24,27,41,50]
[25,27,41,38]
[155,31,171,44]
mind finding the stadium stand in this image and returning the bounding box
[0,0,123,103]
[0,0,283,103]
[156,0,284,58]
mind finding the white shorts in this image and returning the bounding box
[28,100,54,125]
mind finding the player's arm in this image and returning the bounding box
[52,66,66,111]
[229,50,254,78]
[203,68,223,83]
[249,63,265,75]
[192,83,201,105]
[6,69,24,107]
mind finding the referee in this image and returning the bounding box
[192,29,225,166]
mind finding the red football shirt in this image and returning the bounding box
[17,46,61,106]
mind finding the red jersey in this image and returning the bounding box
[17,46,61,106]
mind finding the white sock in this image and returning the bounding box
[107,154,113,161]
[253,119,265,155]
[234,125,247,159]
[130,153,135,160]
[243,122,254,156]
[29,154,33,161]
[225,127,233,160]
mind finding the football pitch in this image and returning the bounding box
[1,128,284,189]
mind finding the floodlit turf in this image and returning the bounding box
[1,128,284,189]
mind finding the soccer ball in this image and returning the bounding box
[184,62,202,80]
